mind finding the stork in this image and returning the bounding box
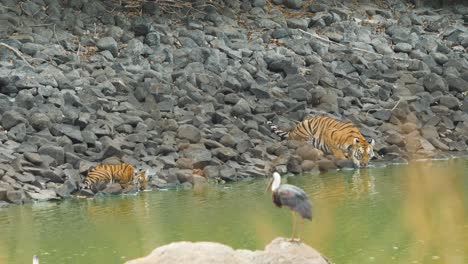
[266,172,313,242]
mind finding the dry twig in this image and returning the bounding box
[390,98,402,111]
[0,42,33,67]
[297,28,414,62]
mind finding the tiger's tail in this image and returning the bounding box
[266,121,289,140]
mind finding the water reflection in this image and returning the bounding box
[0,158,466,264]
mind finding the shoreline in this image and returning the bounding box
[0,0,467,205]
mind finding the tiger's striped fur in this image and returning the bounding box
[267,116,375,168]
[83,163,149,191]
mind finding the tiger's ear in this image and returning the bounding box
[353,138,359,145]
[368,138,375,147]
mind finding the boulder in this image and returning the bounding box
[1,111,27,130]
[177,124,202,143]
[283,0,303,9]
[126,237,329,264]
[423,73,447,93]
[26,189,59,201]
[97,37,118,56]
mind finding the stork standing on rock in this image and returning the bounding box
[265,172,313,242]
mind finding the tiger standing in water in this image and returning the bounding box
[83,163,149,191]
[267,116,376,168]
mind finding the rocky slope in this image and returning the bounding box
[0,0,467,205]
[125,237,330,264]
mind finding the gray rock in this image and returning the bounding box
[430,52,448,65]
[250,85,271,99]
[13,173,36,183]
[125,39,145,56]
[271,28,291,39]
[394,43,412,53]
[24,152,43,165]
[38,145,64,165]
[423,73,447,93]
[385,132,404,146]
[212,147,238,162]
[283,0,303,9]
[20,42,42,56]
[27,189,58,201]
[288,88,311,102]
[219,165,237,181]
[177,124,202,143]
[318,159,337,172]
[252,0,267,7]
[232,99,252,117]
[16,77,40,89]
[439,95,460,109]
[56,179,77,198]
[183,145,213,169]
[295,145,322,161]
[1,111,27,130]
[16,89,35,109]
[462,98,468,113]
[446,74,468,93]
[125,237,329,264]
[41,170,64,183]
[97,37,118,57]
[101,142,124,159]
[29,113,52,131]
[309,4,328,12]
[373,110,392,121]
[6,190,25,204]
[371,38,393,55]
[286,18,309,30]
[144,32,160,47]
[78,189,95,197]
[8,123,26,142]
[133,17,153,36]
[51,124,83,142]
[0,188,7,201]
[100,183,123,195]
[336,159,354,169]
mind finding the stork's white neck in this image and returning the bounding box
[271,172,281,191]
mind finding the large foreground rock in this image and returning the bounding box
[126,237,329,264]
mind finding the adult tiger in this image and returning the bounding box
[267,116,376,168]
[83,163,149,191]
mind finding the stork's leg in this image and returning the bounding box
[289,211,296,242]
[296,217,304,243]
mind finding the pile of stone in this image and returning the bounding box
[0,0,467,205]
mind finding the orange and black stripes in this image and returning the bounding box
[84,163,148,190]
[267,116,375,167]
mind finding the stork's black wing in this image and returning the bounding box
[277,184,313,220]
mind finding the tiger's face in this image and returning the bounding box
[135,169,149,190]
[349,138,375,168]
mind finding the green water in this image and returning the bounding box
[0,158,467,264]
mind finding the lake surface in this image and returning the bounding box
[0,158,467,264]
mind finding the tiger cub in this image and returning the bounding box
[83,163,149,191]
[267,116,376,167]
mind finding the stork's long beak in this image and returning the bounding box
[265,177,273,193]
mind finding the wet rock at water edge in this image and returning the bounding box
[56,180,77,198]
[99,183,123,195]
[27,189,60,202]
[6,190,26,204]
[317,159,337,172]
